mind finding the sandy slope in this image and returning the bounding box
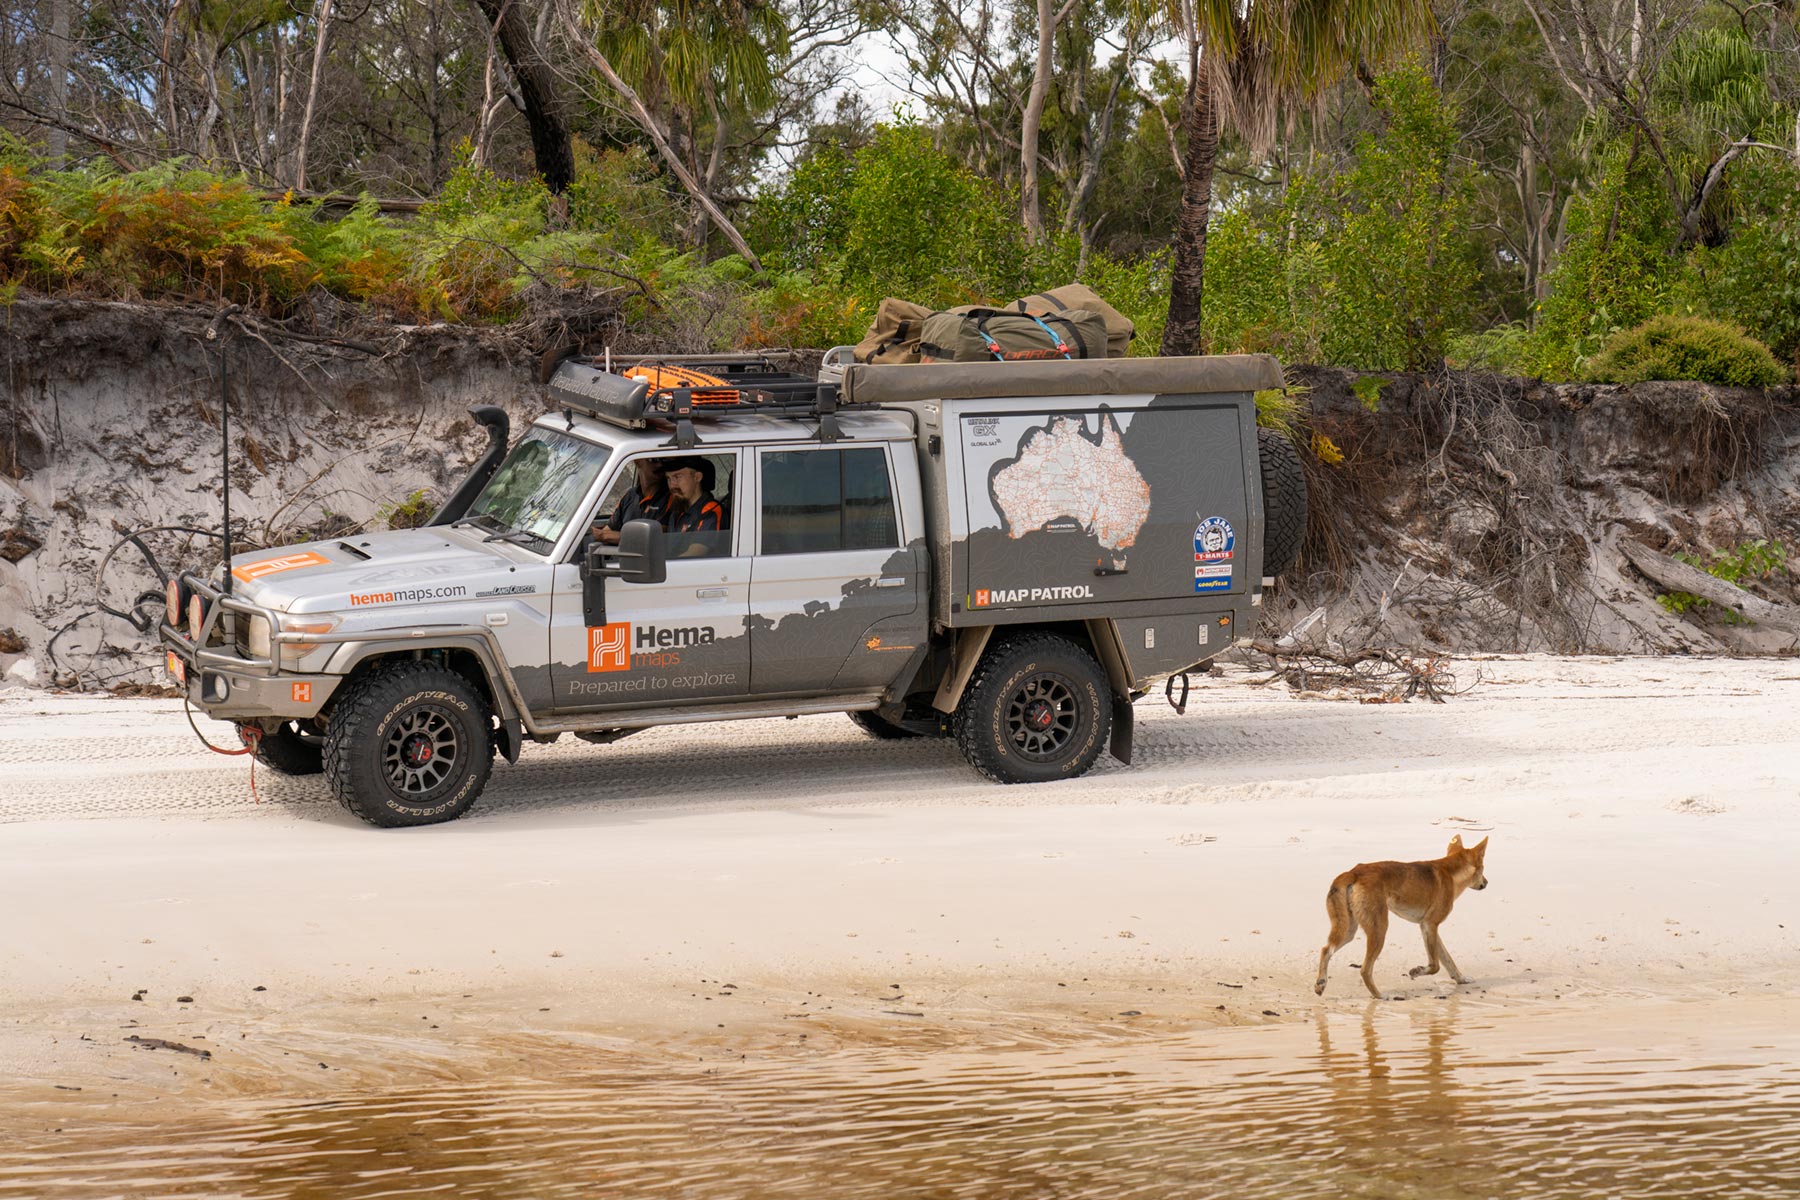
[2,655,1799,1106]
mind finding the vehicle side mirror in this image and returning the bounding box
[583,520,666,583]
[613,519,666,584]
[580,519,665,626]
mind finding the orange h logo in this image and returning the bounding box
[974,589,991,608]
[587,622,631,672]
[291,682,312,703]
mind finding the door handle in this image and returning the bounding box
[876,576,907,588]
[696,587,729,599]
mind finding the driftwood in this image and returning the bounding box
[1618,540,1800,635]
[1245,640,1464,702]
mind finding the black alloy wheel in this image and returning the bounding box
[1005,675,1078,761]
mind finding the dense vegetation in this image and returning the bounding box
[0,0,1795,381]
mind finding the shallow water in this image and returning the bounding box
[6,998,1799,1199]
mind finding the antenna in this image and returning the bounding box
[205,304,243,595]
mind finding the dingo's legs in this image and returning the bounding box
[1409,923,1442,979]
[1358,905,1389,1000]
[1410,923,1469,985]
[1432,926,1468,984]
[1315,881,1357,995]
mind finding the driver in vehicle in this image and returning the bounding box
[662,456,726,556]
[594,455,668,545]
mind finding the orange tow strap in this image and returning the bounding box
[184,697,262,804]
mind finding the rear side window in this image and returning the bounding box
[761,447,899,555]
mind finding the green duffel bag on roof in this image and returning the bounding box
[852,297,934,364]
[1006,283,1135,358]
[918,307,1108,363]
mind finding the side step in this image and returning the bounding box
[527,693,885,737]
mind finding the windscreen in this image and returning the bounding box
[463,428,611,553]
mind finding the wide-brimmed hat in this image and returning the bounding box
[662,456,715,491]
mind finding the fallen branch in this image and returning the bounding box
[1245,640,1466,702]
[1618,540,1800,635]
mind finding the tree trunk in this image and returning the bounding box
[46,0,72,166]
[293,0,335,192]
[1619,540,1800,635]
[473,0,504,167]
[1062,61,1124,235]
[474,0,576,193]
[1020,0,1053,239]
[553,0,762,270]
[1160,68,1219,357]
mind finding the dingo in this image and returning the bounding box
[1314,835,1489,999]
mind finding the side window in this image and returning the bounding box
[762,447,899,555]
[580,451,738,560]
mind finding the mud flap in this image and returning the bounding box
[497,717,523,764]
[1109,693,1133,765]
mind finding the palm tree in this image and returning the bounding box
[1159,0,1437,355]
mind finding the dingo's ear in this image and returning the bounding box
[1448,834,1464,852]
[1471,836,1488,855]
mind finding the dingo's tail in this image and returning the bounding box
[1316,874,1357,995]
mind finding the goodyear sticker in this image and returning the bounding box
[1195,563,1233,593]
[1195,516,1235,562]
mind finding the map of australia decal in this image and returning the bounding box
[988,412,1152,571]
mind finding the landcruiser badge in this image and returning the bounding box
[1194,517,1235,562]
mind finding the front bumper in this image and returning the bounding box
[160,574,343,721]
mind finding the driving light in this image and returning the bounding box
[188,595,206,643]
[165,578,182,628]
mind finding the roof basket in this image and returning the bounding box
[547,353,843,447]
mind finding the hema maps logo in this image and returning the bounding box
[588,622,630,672]
[587,622,718,670]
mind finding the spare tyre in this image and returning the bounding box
[1258,427,1308,578]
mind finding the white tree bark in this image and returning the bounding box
[46,0,72,165]
[1019,0,1054,238]
[293,0,335,192]
[1619,541,1800,635]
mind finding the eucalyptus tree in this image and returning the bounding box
[1157,0,1437,355]
[552,0,770,266]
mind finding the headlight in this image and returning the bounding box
[188,595,206,643]
[258,614,341,664]
[247,615,272,658]
[165,579,182,628]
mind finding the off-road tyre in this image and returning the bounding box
[1258,427,1309,578]
[323,662,494,828]
[238,720,323,776]
[953,633,1111,784]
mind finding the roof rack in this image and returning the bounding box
[546,354,844,448]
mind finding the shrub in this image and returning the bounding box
[1671,156,1800,365]
[1581,313,1788,386]
[1533,148,1680,378]
[1445,322,1540,376]
[1200,63,1484,370]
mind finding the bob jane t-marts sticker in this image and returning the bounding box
[1194,516,1235,562]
